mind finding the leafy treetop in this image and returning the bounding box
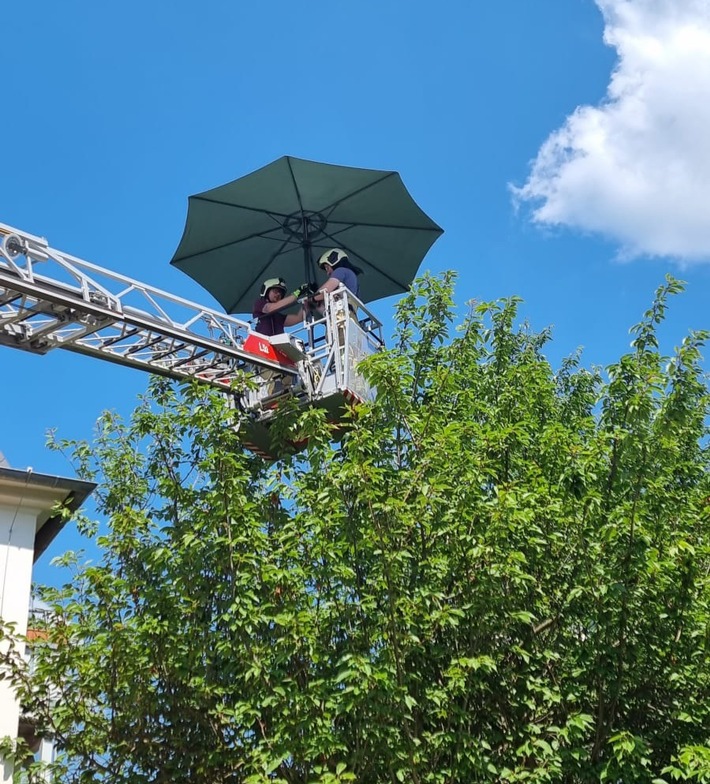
[2,272,710,784]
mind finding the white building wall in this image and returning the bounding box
[0,474,93,784]
[0,498,43,783]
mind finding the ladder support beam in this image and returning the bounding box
[0,224,297,387]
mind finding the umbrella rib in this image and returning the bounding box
[171,226,304,264]
[192,195,291,223]
[321,171,398,216]
[286,157,306,216]
[225,237,295,315]
[191,189,443,231]
[321,219,443,232]
[316,228,413,292]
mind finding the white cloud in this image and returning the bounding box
[513,0,710,262]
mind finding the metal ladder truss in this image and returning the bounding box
[0,221,386,451]
[0,222,296,388]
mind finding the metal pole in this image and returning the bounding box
[301,215,313,287]
[303,243,312,287]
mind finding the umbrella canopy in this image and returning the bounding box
[170,156,443,314]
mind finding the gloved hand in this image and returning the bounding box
[293,282,318,298]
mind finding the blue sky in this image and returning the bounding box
[3,0,710,583]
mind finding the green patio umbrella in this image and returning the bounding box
[170,156,443,314]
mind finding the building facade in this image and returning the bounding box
[0,455,94,783]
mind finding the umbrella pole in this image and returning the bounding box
[303,243,312,287]
[302,242,318,328]
[301,212,317,288]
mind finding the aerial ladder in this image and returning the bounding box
[0,221,384,458]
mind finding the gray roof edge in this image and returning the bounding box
[0,467,97,563]
[0,466,96,500]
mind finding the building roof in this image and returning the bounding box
[0,467,96,562]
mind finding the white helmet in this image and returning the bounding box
[317,248,348,270]
[260,276,287,297]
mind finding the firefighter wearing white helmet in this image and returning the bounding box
[317,248,349,271]
[252,276,308,336]
[314,248,362,300]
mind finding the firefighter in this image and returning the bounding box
[252,277,308,336]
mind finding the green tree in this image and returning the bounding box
[2,273,710,783]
